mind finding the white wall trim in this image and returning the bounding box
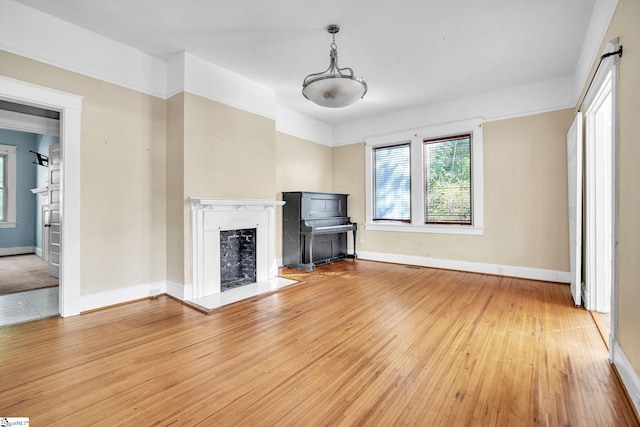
[0,0,167,99]
[0,246,34,256]
[572,0,619,105]
[333,76,575,146]
[34,246,42,258]
[612,340,640,416]
[166,52,186,100]
[0,109,59,136]
[275,105,333,146]
[358,250,571,283]
[166,280,191,301]
[182,52,276,120]
[80,281,167,313]
[364,222,485,235]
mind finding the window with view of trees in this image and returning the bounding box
[424,134,471,224]
[365,118,483,235]
[373,143,411,221]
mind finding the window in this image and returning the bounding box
[0,153,5,221]
[373,143,411,221]
[424,134,471,225]
[365,118,483,235]
[0,144,17,228]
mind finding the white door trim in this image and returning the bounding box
[580,38,619,357]
[586,77,613,312]
[0,75,83,317]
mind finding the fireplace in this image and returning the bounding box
[189,198,286,301]
[220,228,256,291]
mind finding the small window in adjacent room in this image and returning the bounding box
[0,144,17,228]
[0,154,7,222]
[0,153,5,221]
[424,134,472,225]
[373,143,411,222]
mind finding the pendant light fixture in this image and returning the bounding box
[302,24,367,108]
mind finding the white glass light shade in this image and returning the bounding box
[302,75,367,108]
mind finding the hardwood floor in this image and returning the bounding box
[0,260,637,426]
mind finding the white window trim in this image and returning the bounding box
[0,144,17,228]
[365,118,484,235]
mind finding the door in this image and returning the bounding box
[567,112,583,307]
[48,143,61,278]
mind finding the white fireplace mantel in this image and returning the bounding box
[190,197,286,210]
[189,197,285,301]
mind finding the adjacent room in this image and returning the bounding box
[0,106,61,326]
[0,0,639,424]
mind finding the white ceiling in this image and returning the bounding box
[15,0,596,126]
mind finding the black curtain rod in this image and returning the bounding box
[578,45,623,112]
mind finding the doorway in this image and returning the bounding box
[0,75,82,317]
[0,108,60,325]
[585,70,613,314]
[582,39,619,355]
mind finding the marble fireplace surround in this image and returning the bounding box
[188,197,295,310]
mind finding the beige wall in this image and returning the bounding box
[183,93,276,200]
[599,0,640,376]
[482,111,572,270]
[332,143,365,222]
[276,132,333,194]
[275,132,333,256]
[332,143,365,253]
[166,93,185,284]
[331,109,572,272]
[0,50,167,295]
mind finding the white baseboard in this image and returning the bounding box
[612,340,640,416]
[166,280,190,301]
[0,246,35,256]
[357,250,571,283]
[76,252,569,312]
[34,246,42,258]
[79,281,167,313]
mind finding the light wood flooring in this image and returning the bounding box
[0,260,637,426]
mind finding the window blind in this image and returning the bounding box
[373,143,411,221]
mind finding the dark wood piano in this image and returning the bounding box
[282,191,357,271]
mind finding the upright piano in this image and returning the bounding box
[282,191,357,271]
